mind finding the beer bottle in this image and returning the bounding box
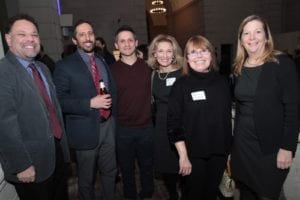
[99,79,111,120]
[99,79,109,94]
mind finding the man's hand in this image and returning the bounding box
[17,165,36,183]
[90,94,112,109]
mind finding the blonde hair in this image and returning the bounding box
[147,34,183,70]
[233,15,280,75]
[182,35,218,76]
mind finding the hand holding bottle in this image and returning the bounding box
[90,79,112,109]
[90,94,111,109]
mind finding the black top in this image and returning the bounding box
[234,54,299,154]
[167,69,232,158]
[153,70,182,117]
[235,66,262,117]
[152,69,182,173]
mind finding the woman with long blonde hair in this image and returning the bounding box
[148,34,184,200]
[231,15,299,199]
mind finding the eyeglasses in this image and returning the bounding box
[187,49,210,58]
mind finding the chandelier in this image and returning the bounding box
[150,0,167,14]
[152,0,163,5]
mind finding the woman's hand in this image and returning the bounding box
[175,141,192,176]
[179,156,192,176]
[277,148,293,169]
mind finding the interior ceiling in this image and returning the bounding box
[145,0,194,26]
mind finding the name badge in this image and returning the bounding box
[166,77,176,86]
[191,91,206,101]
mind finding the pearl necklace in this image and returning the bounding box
[157,71,170,80]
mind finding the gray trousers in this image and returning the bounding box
[76,117,117,200]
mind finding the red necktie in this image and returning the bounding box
[29,63,62,139]
[90,55,111,120]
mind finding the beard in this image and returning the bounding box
[78,41,95,53]
[81,47,94,53]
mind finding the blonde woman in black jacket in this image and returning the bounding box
[231,15,299,200]
[148,34,184,200]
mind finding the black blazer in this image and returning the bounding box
[53,51,117,150]
[235,54,299,155]
[0,51,70,182]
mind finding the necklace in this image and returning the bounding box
[157,71,170,80]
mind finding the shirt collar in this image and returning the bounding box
[16,56,37,69]
[77,48,95,64]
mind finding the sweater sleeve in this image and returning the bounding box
[167,80,185,143]
[277,55,299,152]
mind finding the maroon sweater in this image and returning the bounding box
[110,58,152,127]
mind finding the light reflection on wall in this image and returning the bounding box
[56,0,61,15]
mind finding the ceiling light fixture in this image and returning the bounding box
[150,0,167,14]
[151,0,163,6]
[150,7,167,14]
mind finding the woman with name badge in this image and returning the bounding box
[147,34,184,200]
[167,35,232,200]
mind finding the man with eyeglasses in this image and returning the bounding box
[0,14,70,200]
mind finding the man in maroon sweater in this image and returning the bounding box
[110,25,153,200]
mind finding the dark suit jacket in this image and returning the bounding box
[0,51,70,183]
[235,54,299,155]
[53,51,117,150]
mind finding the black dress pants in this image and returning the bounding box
[14,139,69,200]
[186,155,227,200]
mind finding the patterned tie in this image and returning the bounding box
[28,63,62,139]
[90,55,111,120]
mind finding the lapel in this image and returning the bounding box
[75,51,93,78]
[6,51,42,98]
[73,51,98,92]
[37,62,65,122]
[6,51,52,110]
[36,61,57,103]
